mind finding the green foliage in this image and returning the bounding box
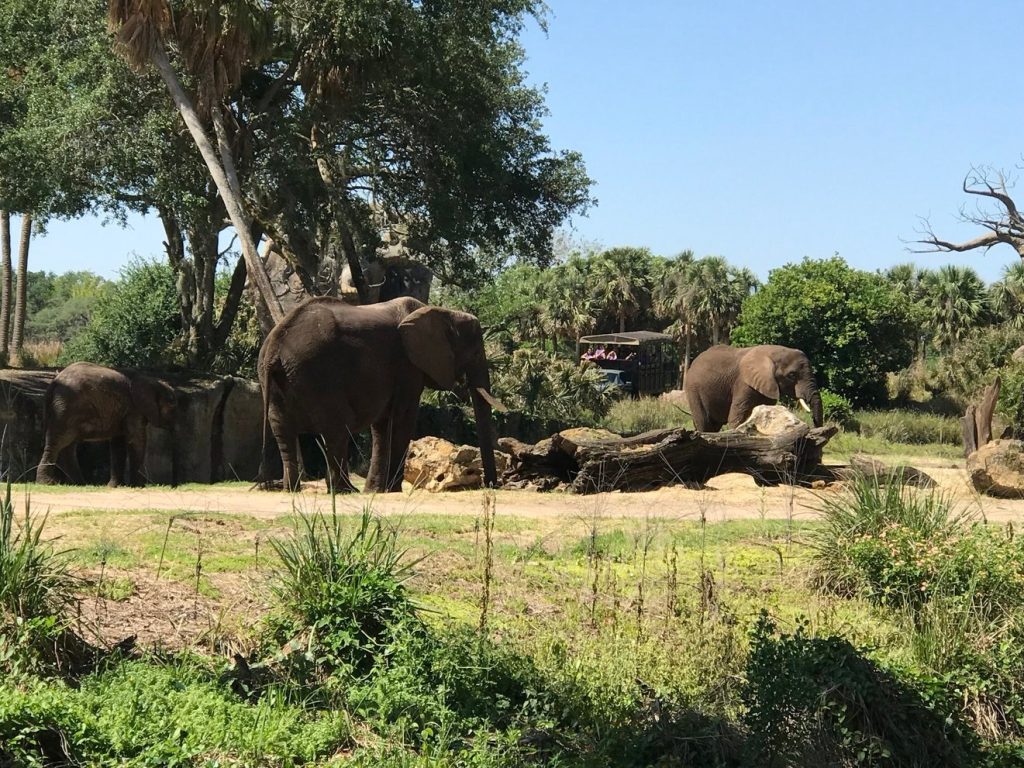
[997,361,1024,435]
[602,396,692,434]
[853,409,963,446]
[812,475,1024,618]
[0,660,350,766]
[59,258,180,369]
[820,390,854,427]
[939,324,1024,404]
[732,257,917,404]
[490,347,613,425]
[269,507,420,678]
[0,484,78,676]
[743,613,977,766]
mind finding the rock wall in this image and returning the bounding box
[0,369,276,485]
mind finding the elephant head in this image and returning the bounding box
[130,374,177,430]
[399,306,505,486]
[739,345,823,427]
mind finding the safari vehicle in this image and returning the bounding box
[577,331,678,397]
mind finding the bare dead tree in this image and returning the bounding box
[912,165,1024,260]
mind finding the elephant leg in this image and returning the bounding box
[367,401,417,494]
[108,438,128,487]
[37,432,73,484]
[126,425,147,487]
[62,445,84,485]
[727,399,757,429]
[318,432,357,494]
[275,433,301,492]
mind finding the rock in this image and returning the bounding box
[968,439,1024,498]
[1013,345,1024,363]
[405,436,509,492]
[735,405,805,436]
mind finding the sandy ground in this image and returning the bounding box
[20,455,1024,524]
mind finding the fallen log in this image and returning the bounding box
[822,453,936,489]
[499,418,840,494]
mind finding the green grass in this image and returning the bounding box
[603,396,693,434]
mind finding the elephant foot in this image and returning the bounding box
[35,465,61,485]
[107,478,123,489]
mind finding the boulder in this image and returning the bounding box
[405,436,508,492]
[968,439,1024,498]
[735,405,805,436]
[0,369,54,482]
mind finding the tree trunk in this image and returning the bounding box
[619,313,626,333]
[681,324,692,389]
[0,211,11,359]
[149,43,283,326]
[10,213,32,363]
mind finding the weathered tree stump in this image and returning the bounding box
[499,420,839,494]
[962,377,1000,457]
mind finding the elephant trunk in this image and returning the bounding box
[468,365,500,488]
[796,381,823,428]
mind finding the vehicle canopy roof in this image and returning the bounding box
[578,331,674,346]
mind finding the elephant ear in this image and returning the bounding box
[739,349,780,399]
[399,306,458,390]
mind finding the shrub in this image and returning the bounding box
[269,506,420,679]
[811,474,969,607]
[731,256,917,404]
[59,258,180,369]
[820,389,854,427]
[0,485,78,675]
[940,324,1024,404]
[997,361,1024,436]
[743,613,977,766]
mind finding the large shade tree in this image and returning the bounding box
[106,0,593,318]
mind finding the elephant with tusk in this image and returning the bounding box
[685,344,823,432]
[259,296,505,493]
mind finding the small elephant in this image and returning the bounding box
[260,296,504,493]
[685,345,823,432]
[36,362,177,486]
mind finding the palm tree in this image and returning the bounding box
[107,0,283,323]
[590,247,654,333]
[654,251,698,386]
[0,210,10,359]
[542,254,595,349]
[687,256,755,345]
[919,264,990,351]
[990,262,1024,330]
[9,214,31,364]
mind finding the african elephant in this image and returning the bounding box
[685,345,823,432]
[36,362,177,486]
[259,296,504,493]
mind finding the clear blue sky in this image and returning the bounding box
[24,0,1024,283]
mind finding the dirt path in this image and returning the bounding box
[19,456,1024,523]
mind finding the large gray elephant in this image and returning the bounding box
[36,362,177,486]
[259,296,504,492]
[685,345,823,432]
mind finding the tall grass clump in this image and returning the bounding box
[269,505,421,678]
[603,396,692,435]
[0,484,78,674]
[853,409,963,446]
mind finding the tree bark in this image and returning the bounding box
[149,44,283,325]
[212,253,248,350]
[10,213,32,363]
[0,211,11,358]
[500,423,839,493]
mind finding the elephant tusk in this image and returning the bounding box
[798,398,811,413]
[476,387,508,413]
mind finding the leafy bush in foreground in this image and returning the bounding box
[743,614,977,767]
[820,389,854,427]
[0,485,79,675]
[813,475,1024,614]
[269,507,420,679]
